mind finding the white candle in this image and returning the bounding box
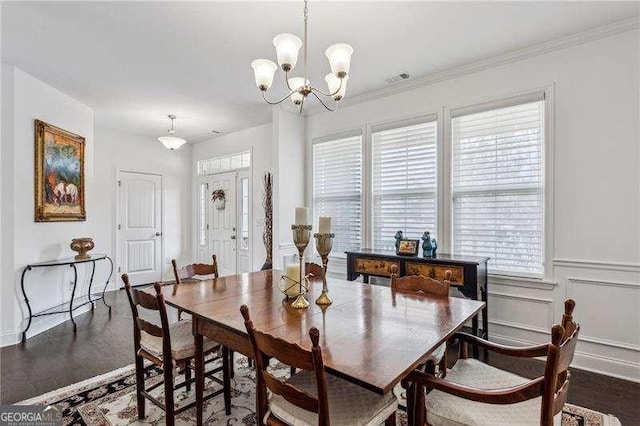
[284,264,305,296]
[319,216,332,234]
[295,207,309,225]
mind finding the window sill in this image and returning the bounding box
[488,273,557,290]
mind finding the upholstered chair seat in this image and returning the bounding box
[140,319,218,361]
[269,369,398,426]
[426,359,561,426]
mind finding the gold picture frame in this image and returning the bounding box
[34,120,86,222]
[396,239,419,256]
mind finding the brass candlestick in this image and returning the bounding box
[291,224,312,309]
[314,233,334,306]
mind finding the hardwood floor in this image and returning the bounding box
[1,289,638,425]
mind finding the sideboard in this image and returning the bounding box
[345,249,489,355]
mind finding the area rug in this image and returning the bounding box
[20,356,621,425]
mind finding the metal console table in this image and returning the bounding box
[20,253,114,343]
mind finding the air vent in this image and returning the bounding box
[211,130,223,134]
[384,73,410,85]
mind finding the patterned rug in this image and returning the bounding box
[20,356,621,425]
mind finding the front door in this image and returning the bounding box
[208,171,237,276]
[118,171,163,286]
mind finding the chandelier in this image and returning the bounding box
[250,0,353,112]
[158,115,186,150]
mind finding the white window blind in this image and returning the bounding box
[313,133,363,256]
[452,98,544,276]
[372,119,438,250]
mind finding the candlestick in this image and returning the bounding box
[314,232,335,306]
[291,224,312,308]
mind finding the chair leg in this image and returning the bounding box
[247,357,253,368]
[164,362,176,426]
[135,354,146,419]
[229,349,235,378]
[290,367,296,376]
[222,346,232,415]
[385,413,396,426]
[185,360,192,392]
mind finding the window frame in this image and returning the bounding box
[311,129,365,258]
[445,85,554,280]
[369,113,440,251]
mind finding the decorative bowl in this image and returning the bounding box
[70,237,94,260]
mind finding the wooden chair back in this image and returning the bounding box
[122,274,171,365]
[541,300,580,424]
[171,254,219,284]
[390,264,451,297]
[240,305,330,425]
[305,262,325,282]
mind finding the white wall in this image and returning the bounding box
[192,123,273,271]
[93,127,192,285]
[1,65,95,346]
[0,67,193,346]
[306,30,640,380]
[272,107,306,266]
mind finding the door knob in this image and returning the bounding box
[230,235,236,240]
[155,232,162,237]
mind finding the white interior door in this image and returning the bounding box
[118,171,163,286]
[209,171,237,276]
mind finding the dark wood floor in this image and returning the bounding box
[2,289,638,424]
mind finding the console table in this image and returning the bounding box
[345,249,489,354]
[20,254,114,343]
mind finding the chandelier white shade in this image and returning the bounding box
[158,115,186,150]
[251,0,353,112]
[273,33,302,70]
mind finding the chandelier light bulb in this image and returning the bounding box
[251,59,278,91]
[325,73,349,101]
[325,43,353,78]
[288,77,309,105]
[273,33,303,71]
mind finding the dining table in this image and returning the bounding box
[159,269,485,426]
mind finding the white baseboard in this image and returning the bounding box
[490,333,640,383]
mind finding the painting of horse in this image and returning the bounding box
[34,120,86,222]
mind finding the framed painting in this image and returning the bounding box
[396,239,419,256]
[34,120,86,222]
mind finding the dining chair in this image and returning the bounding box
[240,304,399,426]
[122,274,231,425]
[171,255,245,374]
[402,299,579,426]
[390,264,451,375]
[305,261,325,281]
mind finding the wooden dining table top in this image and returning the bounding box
[159,269,485,394]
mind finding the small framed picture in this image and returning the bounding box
[396,239,419,256]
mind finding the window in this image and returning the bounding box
[198,181,207,247]
[240,177,250,250]
[372,118,438,250]
[313,133,363,256]
[451,95,545,276]
[197,150,251,175]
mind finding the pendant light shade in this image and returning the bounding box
[273,33,303,71]
[325,43,353,77]
[158,115,186,150]
[325,74,349,101]
[251,59,278,91]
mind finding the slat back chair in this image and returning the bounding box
[403,299,580,426]
[241,304,330,425]
[305,262,325,282]
[122,274,229,425]
[172,254,219,284]
[390,264,451,297]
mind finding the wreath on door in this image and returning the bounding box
[212,189,226,210]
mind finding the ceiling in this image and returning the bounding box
[2,1,639,142]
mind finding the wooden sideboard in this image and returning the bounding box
[345,249,489,353]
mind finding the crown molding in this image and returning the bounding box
[308,17,640,116]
